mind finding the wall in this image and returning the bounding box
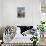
[0,0,41,27]
[0,0,3,26]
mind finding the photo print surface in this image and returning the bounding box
[17,7,25,18]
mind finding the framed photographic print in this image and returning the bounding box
[17,7,25,18]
